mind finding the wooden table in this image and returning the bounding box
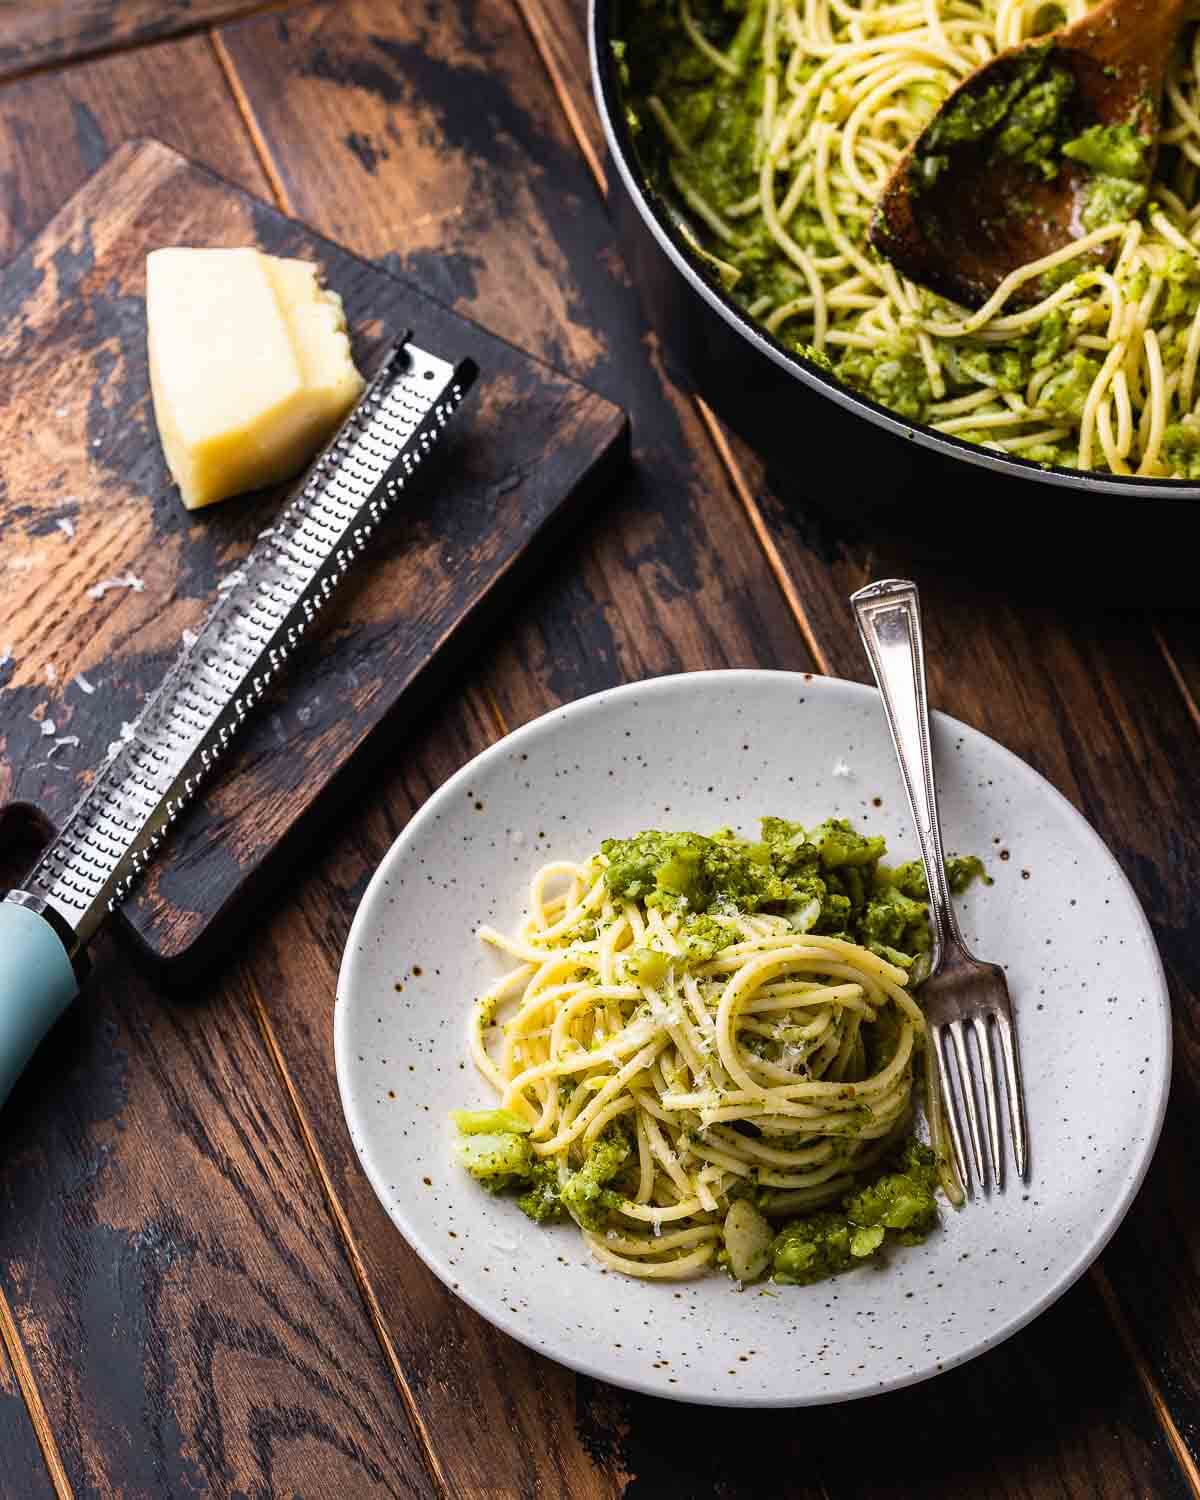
[1,4,1199,1497]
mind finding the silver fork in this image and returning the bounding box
[850,578,1029,1194]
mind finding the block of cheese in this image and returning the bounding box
[146,247,365,509]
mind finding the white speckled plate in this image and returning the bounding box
[335,671,1170,1407]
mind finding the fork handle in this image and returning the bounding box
[850,578,967,975]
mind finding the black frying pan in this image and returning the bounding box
[588,0,1200,585]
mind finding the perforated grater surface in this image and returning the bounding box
[0,339,476,1097]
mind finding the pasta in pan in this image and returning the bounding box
[617,0,1200,478]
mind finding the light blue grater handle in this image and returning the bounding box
[0,901,79,1111]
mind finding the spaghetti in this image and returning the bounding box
[456,823,967,1282]
[620,0,1200,478]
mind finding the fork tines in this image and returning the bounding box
[933,998,1028,1195]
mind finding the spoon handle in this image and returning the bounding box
[850,579,966,976]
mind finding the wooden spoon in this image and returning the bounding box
[868,0,1187,310]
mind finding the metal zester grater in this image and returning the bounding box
[0,338,477,1108]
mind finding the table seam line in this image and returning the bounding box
[1091,1263,1200,1498]
[241,973,452,1500]
[509,0,833,680]
[208,28,295,214]
[0,1285,75,1500]
[0,0,298,88]
[1154,625,1200,738]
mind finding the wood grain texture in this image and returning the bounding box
[217,0,815,730]
[0,1321,60,1500]
[0,30,270,261]
[217,2,1190,1498]
[0,932,439,1499]
[0,138,627,965]
[484,0,1200,1492]
[0,44,461,1499]
[0,0,286,83]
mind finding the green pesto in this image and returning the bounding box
[455,1119,635,1230]
[452,1108,942,1284]
[615,0,1172,474]
[1063,123,1152,231]
[600,818,988,970]
[1163,418,1200,479]
[910,51,1071,191]
[771,1140,940,1284]
[516,1160,568,1222]
[1062,122,1149,180]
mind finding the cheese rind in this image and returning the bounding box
[146,247,365,509]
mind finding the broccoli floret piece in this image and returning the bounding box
[770,1140,941,1284]
[561,1132,632,1231]
[771,1212,859,1284]
[677,913,739,963]
[1029,307,1070,370]
[516,1160,567,1223]
[1164,418,1200,480]
[652,834,710,906]
[954,342,1029,393]
[1041,352,1102,419]
[622,947,670,986]
[947,854,990,893]
[1062,122,1148,179]
[881,856,989,901]
[887,860,930,901]
[859,883,930,957]
[836,346,933,422]
[809,818,886,870]
[844,1144,939,1241]
[453,1131,534,1193]
[601,831,673,902]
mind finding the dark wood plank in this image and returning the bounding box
[244,705,1191,1500]
[0,1329,59,1500]
[0,45,440,1498]
[473,0,1200,1493]
[0,932,438,1499]
[216,0,814,735]
[0,30,269,262]
[0,0,285,83]
[218,2,1192,1498]
[0,138,627,965]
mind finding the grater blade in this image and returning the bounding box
[16,339,477,953]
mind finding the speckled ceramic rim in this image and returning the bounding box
[335,670,1172,1407]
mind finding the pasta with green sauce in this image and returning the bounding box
[615,0,1200,478]
[453,819,987,1285]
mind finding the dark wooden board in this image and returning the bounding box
[0,55,455,1499]
[0,0,285,82]
[0,136,628,967]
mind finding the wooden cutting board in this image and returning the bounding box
[0,138,628,969]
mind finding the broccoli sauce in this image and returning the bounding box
[453,817,988,1288]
